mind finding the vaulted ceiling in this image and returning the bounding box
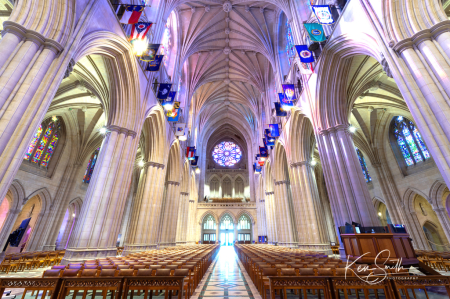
[177,1,280,137]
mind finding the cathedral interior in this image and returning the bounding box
[1,0,450,298]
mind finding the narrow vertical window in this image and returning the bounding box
[83,147,100,183]
[286,20,295,66]
[355,147,371,183]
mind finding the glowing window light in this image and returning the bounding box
[24,125,43,160]
[212,141,242,167]
[393,116,430,166]
[355,147,371,183]
[32,123,54,163]
[286,20,295,66]
[83,147,100,183]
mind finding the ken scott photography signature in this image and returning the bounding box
[343,249,418,285]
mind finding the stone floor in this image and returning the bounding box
[191,246,261,299]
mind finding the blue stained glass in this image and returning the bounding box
[355,147,371,183]
[401,123,422,163]
[286,20,295,66]
[394,128,414,166]
[83,147,100,183]
[212,141,242,167]
[410,122,430,159]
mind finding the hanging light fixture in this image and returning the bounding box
[99,127,107,134]
[138,160,145,167]
[195,167,201,174]
[348,125,356,133]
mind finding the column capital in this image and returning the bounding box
[189,200,195,203]
[166,181,180,186]
[107,125,137,138]
[291,161,316,168]
[180,192,189,196]
[144,161,165,169]
[317,124,348,136]
[265,191,274,195]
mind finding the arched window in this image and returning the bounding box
[203,215,216,230]
[160,20,171,67]
[220,215,233,230]
[237,215,251,230]
[355,147,371,183]
[286,20,295,66]
[391,116,430,166]
[83,147,100,183]
[24,116,62,167]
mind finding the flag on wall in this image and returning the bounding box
[282,84,297,101]
[275,102,287,117]
[259,147,268,157]
[264,137,275,147]
[120,5,144,24]
[130,22,153,40]
[190,156,199,166]
[279,92,293,110]
[146,55,164,71]
[269,124,280,137]
[167,108,180,121]
[304,23,326,42]
[295,45,314,63]
[186,147,195,159]
[157,83,172,99]
[140,44,161,61]
[175,123,186,136]
[312,5,335,25]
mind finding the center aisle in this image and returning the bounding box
[192,246,262,299]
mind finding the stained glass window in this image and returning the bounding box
[24,117,61,167]
[286,20,295,66]
[212,141,242,167]
[160,21,171,67]
[355,147,371,183]
[83,147,100,183]
[203,215,216,230]
[237,215,251,230]
[220,214,234,229]
[393,116,430,166]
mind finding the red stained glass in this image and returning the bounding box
[24,125,43,160]
[32,123,53,163]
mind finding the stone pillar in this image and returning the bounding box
[176,192,189,245]
[63,126,138,263]
[392,37,450,189]
[408,211,431,250]
[291,161,330,252]
[215,220,219,244]
[0,23,64,205]
[274,181,296,247]
[234,222,238,243]
[0,208,21,251]
[158,181,181,248]
[124,162,165,254]
[257,199,267,242]
[265,192,276,244]
[317,125,379,228]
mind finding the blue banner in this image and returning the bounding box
[304,23,326,42]
[295,45,314,63]
[146,55,164,71]
[157,83,172,99]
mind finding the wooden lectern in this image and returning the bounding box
[339,224,419,265]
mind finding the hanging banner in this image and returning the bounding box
[186,147,195,159]
[146,55,164,71]
[174,123,186,136]
[269,124,280,137]
[264,137,275,147]
[258,160,265,166]
[279,92,294,110]
[300,61,314,75]
[259,146,268,157]
[295,45,315,63]
[282,84,297,102]
[140,44,161,61]
[304,23,326,42]
[275,102,287,117]
[162,91,176,110]
[130,22,153,40]
[190,156,199,166]
[167,108,179,121]
[157,83,172,99]
[312,5,335,25]
[120,5,144,24]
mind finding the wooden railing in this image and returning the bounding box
[0,276,186,299]
[268,275,450,299]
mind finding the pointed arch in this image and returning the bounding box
[429,180,448,209]
[198,210,219,225]
[236,210,255,225]
[218,211,237,223]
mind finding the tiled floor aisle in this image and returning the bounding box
[191,246,262,299]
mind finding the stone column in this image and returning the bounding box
[63,126,138,263]
[408,211,431,250]
[215,220,219,244]
[0,23,64,205]
[176,192,189,245]
[291,161,330,252]
[158,181,181,248]
[257,199,267,241]
[124,162,165,254]
[317,125,379,228]
[0,208,21,251]
[274,181,296,247]
[265,192,276,244]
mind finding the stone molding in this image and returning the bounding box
[166,181,180,186]
[265,191,274,195]
[107,125,137,138]
[189,200,195,203]
[291,161,316,168]
[393,20,450,54]
[197,202,256,208]
[2,21,64,54]
[317,124,348,136]
[180,192,189,196]
[274,180,289,185]
[144,161,165,169]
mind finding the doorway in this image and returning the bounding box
[219,214,234,246]
[220,232,234,246]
